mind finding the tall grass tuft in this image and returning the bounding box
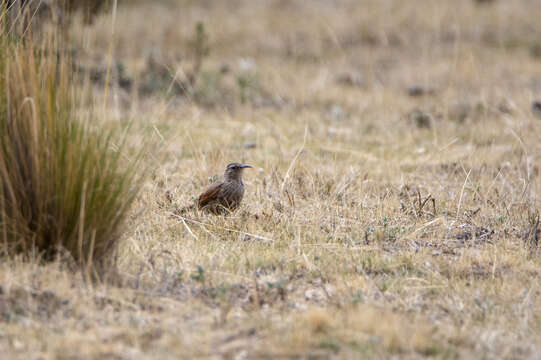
[0,22,144,276]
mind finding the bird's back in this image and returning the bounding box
[197,180,244,214]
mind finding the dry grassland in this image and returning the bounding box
[2,0,541,358]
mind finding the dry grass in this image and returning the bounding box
[2,0,541,358]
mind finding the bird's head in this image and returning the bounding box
[224,162,252,181]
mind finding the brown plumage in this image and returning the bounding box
[188,163,252,214]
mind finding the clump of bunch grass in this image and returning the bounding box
[0,30,144,276]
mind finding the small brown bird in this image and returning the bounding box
[191,162,252,214]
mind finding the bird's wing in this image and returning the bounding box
[197,181,224,208]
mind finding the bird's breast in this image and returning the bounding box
[221,181,244,203]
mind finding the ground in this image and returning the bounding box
[2,0,541,358]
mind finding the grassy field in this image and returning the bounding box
[2,0,541,358]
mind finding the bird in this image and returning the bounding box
[182,163,252,215]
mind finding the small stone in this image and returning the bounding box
[407,86,435,97]
[497,99,514,114]
[220,64,230,73]
[532,101,541,118]
[335,72,364,88]
[409,109,432,128]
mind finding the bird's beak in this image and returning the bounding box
[240,164,253,168]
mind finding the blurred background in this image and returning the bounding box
[12,0,541,119]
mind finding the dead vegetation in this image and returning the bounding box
[1,0,541,359]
